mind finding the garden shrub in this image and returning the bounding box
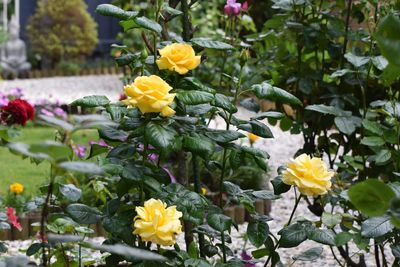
[1,0,400,267]
[27,0,98,67]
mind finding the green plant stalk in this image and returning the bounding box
[263,193,302,267]
[219,65,244,207]
[221,231,227,263]
[192,154,206,257]
[340,0,353,69]
[180,0,191,42]
[40,131,71,266]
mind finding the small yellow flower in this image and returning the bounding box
[201,187,207,195]
[9,183,24,194]
[123,75,176,117]
[156,43,201,75]
[133,199,183,246]
[282,154,334,197]
[248,133,259,144]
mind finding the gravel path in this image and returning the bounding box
[0,77,393,266]
[0,75,123,104]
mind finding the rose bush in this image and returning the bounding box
[0,0,399,267]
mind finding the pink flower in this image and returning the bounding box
[9,88,23,99]
[162,166,177,183]
[73,144,86,158]
[224,0,241,16]
[6,207,22,231]
[242,1,249,11]
[53,107,67,119]
[41,108,54,117]
[241,250,256,267]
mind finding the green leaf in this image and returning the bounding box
[162,3,183,16]
[205,130,245,143]
[71,95,110,108]
[252,82,302,107]
[375,14,400,67]
[145,122,176,151]
[121,17,162,33]
[26,243,42,256]
[208,213,232,232]
[375,150,392,165]
[238,120,274,138]
[292,247,323,262]
[361,216,394,238]
[177,90,214,105]
[348,179,395,216]
[391,245,400,258]
[59,162,104,175]
[0,242,7,253]
[362,120,384,136]
[360,136,385,147]
[305,104,351,117]
[252,190,280,200]
[251,248,269,259]
[180,77,216,94]
[30,141,73,161]
[372,56,389,70]
[7,142,49,160]
[66,204,103,224]
[331,69,354,78]
[48,234,85,243]
[321,212,342,228]
[89,243,166,261]
[191,38,234,50]
[307,228,335,246]
[271,176,291,195]
[247,220,269,247]
[115,53,140,66]
[213,93,237,113]
[278,223,308,248]
[95,4,138,20]
[251,111,285,120]
[334,116,362,135]
[38,115,74,132]
[183,134,215,158]
[334,232,353,246]
[89,144,109,159]
[59,184,82,202]
[344,53,370,68]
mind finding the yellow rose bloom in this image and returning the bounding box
[133,198,183,246]
[156,43,201,75]
[248,133,259,144]
[9,183,24,194]
[123,75,176,117]
[282,154,334,197]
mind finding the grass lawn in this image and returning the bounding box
[0,126,98,195]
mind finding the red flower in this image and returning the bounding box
[6,207,22,231]
[1,99,35,125]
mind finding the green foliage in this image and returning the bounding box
[27,0,98,66]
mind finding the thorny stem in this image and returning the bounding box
[340,0,353,69]
[181,0,192,42]
[192,154,205,257]
[221,232,227,263]
[219,65,245,207]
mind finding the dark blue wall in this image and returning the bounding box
[20,0,121,54]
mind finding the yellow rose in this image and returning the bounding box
[9,183,24,194]
[133,198,183,246]
[156,43,201,75]
[282,154,334,197]
[248,133,259,144]
[123,75,176,117]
